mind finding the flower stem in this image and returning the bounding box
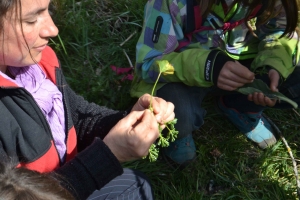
[149,72,162,111]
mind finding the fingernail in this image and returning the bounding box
[156,115,162,123]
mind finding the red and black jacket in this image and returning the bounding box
[0,46,125,199]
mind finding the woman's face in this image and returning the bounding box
[0,0,58,69]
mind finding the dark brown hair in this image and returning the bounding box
[197,0,299,38]
[0,0,41,65]
[0,161,75,200]
[0,0,15,31]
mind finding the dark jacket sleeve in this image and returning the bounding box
[65,84,129,151]
[54,138,123,200]
[56,68,129,151]
[54,68,127,199]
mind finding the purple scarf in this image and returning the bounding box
[7,65,66,160]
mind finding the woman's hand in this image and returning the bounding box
[131,93,175,125]
[103,110,159,162]
[247,69,280,107]
[104,94,175,162]
[217,61,255,91]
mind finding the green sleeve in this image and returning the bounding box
[131,45,232,98]
[251,36,299,79]
[158,45,213,87]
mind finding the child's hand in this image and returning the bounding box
[268,69,280,92]
[247,69,279,107]
[217,61,254,91]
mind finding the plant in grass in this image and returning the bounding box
[145,60,179,162]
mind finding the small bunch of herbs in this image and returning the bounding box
[145,60,179,162]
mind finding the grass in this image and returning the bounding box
[51,0,300,199]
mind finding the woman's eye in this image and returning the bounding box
[25,20,37,25]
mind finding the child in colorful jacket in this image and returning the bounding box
[0,0,175,199]
[131,0,300,167]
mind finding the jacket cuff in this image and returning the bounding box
[204,49,234,85]
[255,65,284,86]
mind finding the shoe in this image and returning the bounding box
[162,134,196,168]
[216,97,277,149]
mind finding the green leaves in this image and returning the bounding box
[146,118,178,162]
[236,79,298,109]
[157,135,169,147]
[165,119,178,142]
[147,144,159,162]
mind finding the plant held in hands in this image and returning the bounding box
[145,60,179,162]
[236,79,298,109]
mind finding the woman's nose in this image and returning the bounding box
[40,14,59,38]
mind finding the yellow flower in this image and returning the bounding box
[156,60,174,75]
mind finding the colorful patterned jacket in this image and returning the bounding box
[131,0,300,97]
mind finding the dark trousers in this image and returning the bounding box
[156,65,300,139]
[87,168,154,200]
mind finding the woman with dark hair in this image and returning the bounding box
[131,0,300,167]
[0,0,175,199]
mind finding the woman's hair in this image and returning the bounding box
[0,0,14,31]
[197,0,299,38]
[0,0,42,64]
[0,161,75,200]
